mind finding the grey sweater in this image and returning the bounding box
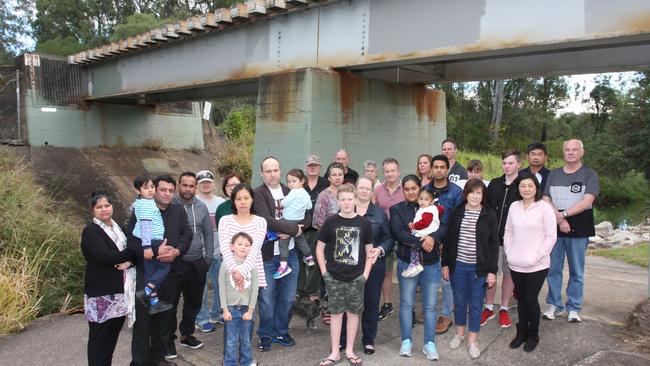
[173,195,214,264]
[219,258,259,309]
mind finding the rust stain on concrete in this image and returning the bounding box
[414,86,442,123]
[621,13,650,33]
[257,70,306,122]
[338,71,362,125]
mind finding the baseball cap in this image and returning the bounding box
[196,170,214,183]
[305,155,321,165]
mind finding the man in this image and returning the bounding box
[441,138,468,184]
[542,139,599,323]
[297,155,329,300]
[425,155,463,334]
[482,149,522,329]
[194,170,225,333]
[520,142,551,193]
[254,156,311,351]
[334,149,359,184]
[374,158,405,321]
[167,172,214,357]
[128,175,193,366]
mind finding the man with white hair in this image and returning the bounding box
[542,139,599,323]
[334,149,359,184]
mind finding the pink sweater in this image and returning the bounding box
[218,214,267,287]
[503,200,557,273]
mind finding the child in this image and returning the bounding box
[456,159,491,190]
[316,184,380,366]
[219,232,259,366]
[404,187,443,278]
[272,169,315,280]
[132,174,173,315]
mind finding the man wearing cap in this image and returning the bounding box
[194,170,226,333]
[298,155,329,301]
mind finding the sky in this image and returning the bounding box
[559,71,637,115]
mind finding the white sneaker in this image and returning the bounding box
[468,342,481,359]
[423,342,439,361]
[568,310,582,323]
[542,305,562,320]
[449,335,464,350]
[402,264,424,278]
[399,339,412,357]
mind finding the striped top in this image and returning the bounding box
[218,214,267,288]
[457,209,480,264]
[132,198,164,240]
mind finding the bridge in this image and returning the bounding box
[8,0,650,179]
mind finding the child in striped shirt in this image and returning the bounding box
[405,187,444,277]
[132,174,173,315]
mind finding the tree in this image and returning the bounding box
[587,76,619,134]
[1,0,34,61]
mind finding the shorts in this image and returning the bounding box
[323,272,365,315]
[497,247,511,277]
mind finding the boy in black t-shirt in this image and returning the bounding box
[316,184,380,366]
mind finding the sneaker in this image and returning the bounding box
[568,311,582,323]
[272,334,295,347]
[304,255,316,266]
[272,265,293,280]
[165,341,177,360]
[258,336,272,352]
[480,308,495,326]
[449,335,464,350]
[468,342,481,359]
[180,335,203,349]
[542,305,562,320]
[196,322,215,333]
[435,316,452,334]
[498,309,512,328]
[148,300,173,315]
[135,289,150,308]
[398,339,412,357]
[423,341,440,360]
[378,303,394,321]
[401,264,423,278]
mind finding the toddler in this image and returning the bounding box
[405,187,444,277]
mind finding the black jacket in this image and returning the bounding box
[441,205,500,277]
[390,200,447,265]
[81,222,135,297]
[485,175,519,245]
[126,202,193,279]
[362,202,394,258]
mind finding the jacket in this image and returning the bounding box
[362,202,394,258]
[442,205,499,276]
[424,180,463,225]
[173,195,214,265]
[390,200,447,265]
[485,175,520,245]
[253,183,311,261]
[81,222,135,297]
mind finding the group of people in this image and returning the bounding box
[80,138,599,365]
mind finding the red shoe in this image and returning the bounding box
[499,309,512,328]
[480,308,495,326]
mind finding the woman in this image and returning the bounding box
[390,175,444,361]
[441,179,499,359]
[340,177,393,355]
[218,183,267,291]
[415,154,434,187]
[504,173,557,352]
[196,172,243,331]
[81,191,136,366]
[312,162,345,229]
[363,160,381,189]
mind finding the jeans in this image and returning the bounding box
[450,261,486,333]
[397,259,440,344]
[224,305,254,366]
[196,255,222,325]
[257,250,299,338]
[545,237,588,312]
[439,277,454,318]
[144,239,170,290]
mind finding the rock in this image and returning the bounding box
[595,221,614,238]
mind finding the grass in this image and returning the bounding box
[0,148,83,335]
[456,150,564,180]
[588,242,649,268]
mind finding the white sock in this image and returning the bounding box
[485,304,493,311]
[500,305,508,311]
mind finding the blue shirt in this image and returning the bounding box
[132,198,165,241]
[281,188,312,221]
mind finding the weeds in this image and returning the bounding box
[142,137,164,151]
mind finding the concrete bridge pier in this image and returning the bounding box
[252,68,446,184]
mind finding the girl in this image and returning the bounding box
[404,187,443,278]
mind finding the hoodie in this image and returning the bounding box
[173,195,214,265]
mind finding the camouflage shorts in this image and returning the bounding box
[323,272,366,315]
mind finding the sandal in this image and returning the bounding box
[363,344,375,355]
[319,358,342,366]
[347,356,363,365]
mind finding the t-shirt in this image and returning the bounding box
[317,214,373,282]
[269,185,295,253]
[374,183,405,218]
[457,210,480,264]
[281,188,312,221]
[196,194,225,257]
[132,198,165,241]
[543,165,599,237]
[448,161,468,184]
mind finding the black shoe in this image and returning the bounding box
[363,344,375,355]
[509,323,528,349]
[165,341,177,360]
[148,300,173,315]
[258,336,272,352]
[157,360,177,366]
[378,303,394,321]
[272,334,295,347]
[135,289,150,308]
[523,336,539,352]
[180,335,204,349]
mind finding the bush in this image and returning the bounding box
[215,106,255,182]
[0,149,83,335]
[217,106,256,141]
[598,170,650,206]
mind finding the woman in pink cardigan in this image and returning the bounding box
[503,172,557,353]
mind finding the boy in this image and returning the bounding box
[219,232,259,366]
[316,183,380,366]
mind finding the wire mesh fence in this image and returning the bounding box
[0,66,19,141]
